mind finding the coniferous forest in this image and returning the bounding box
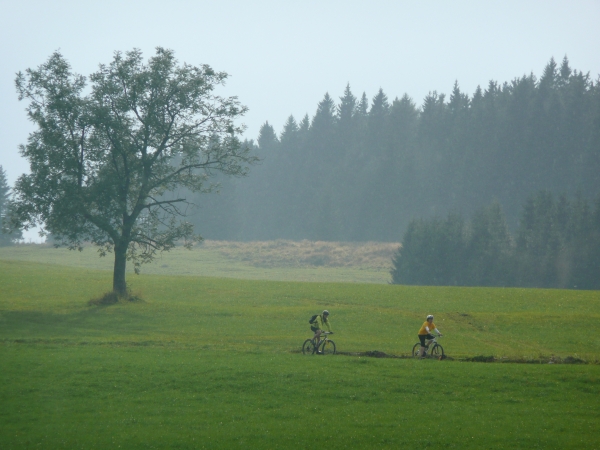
[185,57,599,287]
[391,192,600,289]
[191,57,599,240]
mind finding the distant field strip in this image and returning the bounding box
[0,240,399,283]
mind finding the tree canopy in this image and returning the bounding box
[9,48,255,294]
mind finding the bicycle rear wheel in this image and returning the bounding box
[412,343,422,358]
[320,340,336,355]
[431,344,444,358]
[302,339,316,355]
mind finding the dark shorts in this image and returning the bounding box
[419,334,434,346]
[311,326,320,333]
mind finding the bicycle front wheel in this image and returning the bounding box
[431,344,444,358]
[320,340,336,355]
[412,343,422,358]
[302,339,316,355]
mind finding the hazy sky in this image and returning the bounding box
[1,0,599,239]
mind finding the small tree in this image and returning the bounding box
[390,213,469,286]
[9,48,256,295]
[0,166,22,245]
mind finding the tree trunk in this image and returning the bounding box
[113,241,128,295]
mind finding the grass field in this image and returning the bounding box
[0,240,398,284]
[1,246,600,449]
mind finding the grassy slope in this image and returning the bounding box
[1,257,599,448]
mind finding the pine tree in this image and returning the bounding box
[257,121,279,154]
[280,115,299,150]
[298,114,310,135]
[465,202,514,286]
[0,166,9,218]
[391,218,427,285]
[0,166,11,244]
[417,91,447,214]
[308,93,339,240]
[232,123,280,240]
[539,57,558,91]
[337,83,357,124]
[356,92,369,117]
[558,56,572,87]
[0,165,23,245]
[515,191,563,286]
[391,212,469,286]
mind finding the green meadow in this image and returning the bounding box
[1,245,599,449]
[0,241,397,284]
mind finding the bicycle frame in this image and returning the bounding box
[426,336,439,347]
[314,331,333,347]
[303,331,336,355]
[412,335,444,358]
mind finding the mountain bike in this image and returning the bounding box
[412,335,444,358]
[302,332,336,355]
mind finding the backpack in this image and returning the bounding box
[309,314,318,324]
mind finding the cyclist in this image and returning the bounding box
[418,314,442,358]
[311,310,333,352]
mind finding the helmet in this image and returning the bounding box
[323,310,329,315]
[426,314,434,320]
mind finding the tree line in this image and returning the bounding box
[391,191,600,289]
[189,56,600,242]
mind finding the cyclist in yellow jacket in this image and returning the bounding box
[418,314,443,358]
[310,310,333,347]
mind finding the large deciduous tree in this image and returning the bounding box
[9,48,256,295]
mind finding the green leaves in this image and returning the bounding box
[12,48,255,292]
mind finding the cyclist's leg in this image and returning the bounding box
[315,330,325,353]
[425,334,435,348]
[418,334,427,357]
[424,334,435,355]
[311,326,320,343]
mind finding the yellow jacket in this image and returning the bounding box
[313,315,332,332]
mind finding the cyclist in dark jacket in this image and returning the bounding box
[311,310,332,345]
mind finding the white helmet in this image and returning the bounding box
[323,310,329,315]
[426,314,434,320]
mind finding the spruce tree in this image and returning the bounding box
[337,83,357,124]
[1,166,24,245]
[466,202,514,286]
[280,115,299,149]
[257,121,279,154]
